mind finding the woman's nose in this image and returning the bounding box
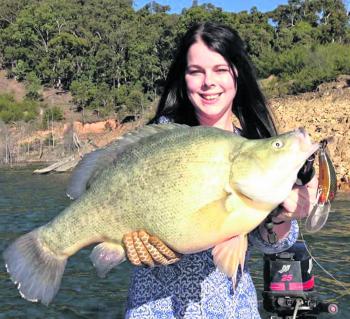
[202,71,215,88]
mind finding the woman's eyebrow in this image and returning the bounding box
[186,64,201,68]
[187,63,229,68]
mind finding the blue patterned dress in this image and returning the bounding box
[125,117,299,318]
[125,222,299,319]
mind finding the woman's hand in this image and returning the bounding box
[276,174,319,222]
[259,175,319,242]
[122,230,181,267]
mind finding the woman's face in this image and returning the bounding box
[185,39,237,124]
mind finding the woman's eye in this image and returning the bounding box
[272,140,284,149]
[217,68,229,73]
[187,69,202,75]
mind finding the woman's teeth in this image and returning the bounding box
[201,94,220,100]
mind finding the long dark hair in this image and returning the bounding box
[150,22,277,139]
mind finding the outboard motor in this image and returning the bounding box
[262,240,338,319]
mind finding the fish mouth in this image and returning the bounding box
[310,143,320,156]
[294,127,319,156]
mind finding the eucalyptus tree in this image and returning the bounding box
[0,0,38,28]
[269,0,349,46]
[129,6,178,99]
[234,8,274,61]
[1,0,85,88]
[177,3,228,34]
[78,0,136,88]
[312,0,349,43]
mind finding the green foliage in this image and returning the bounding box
[12,60,30,81]
[125,89,144,115]
[270,0,349,49]
[0,0,349,108]
[26,71,41,99]
[177,4,228,34]
[259,76,290,98]
[287,44,350,93]
[0,94,38,123]
[261,43,350,95]
[70,78,97,109]
[113,84,146,117]
[42,106,64,128]
[114,84,129,107]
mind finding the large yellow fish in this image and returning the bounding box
[3,124,318,305]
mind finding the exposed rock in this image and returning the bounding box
[270,84,350,192]
[63,119,118,135]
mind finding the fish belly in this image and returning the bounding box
[60,129,239,253]
[38,127,243,257]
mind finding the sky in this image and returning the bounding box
[133,0,289,13]
[133,0,350,14]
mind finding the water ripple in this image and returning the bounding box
[0,167,349,318]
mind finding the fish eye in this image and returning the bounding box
[272,140,284,149]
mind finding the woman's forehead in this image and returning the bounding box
[187,40,228,67]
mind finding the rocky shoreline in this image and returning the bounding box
[269,78,350,192]
[1,76,349,192]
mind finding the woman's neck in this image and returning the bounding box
[197,110,234,132]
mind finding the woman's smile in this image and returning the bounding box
[199,93,222,101]
[185,39,237,128]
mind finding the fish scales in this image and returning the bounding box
[3,124,319,305]
[39,127,239,254]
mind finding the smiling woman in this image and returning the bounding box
[124,21,319,319]
[185,39,238,130]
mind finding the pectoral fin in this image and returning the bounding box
[90,242,126,278]
[212,234,248,286]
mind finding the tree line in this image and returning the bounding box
[0,0,349,122]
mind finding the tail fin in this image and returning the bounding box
[3,230,67,305]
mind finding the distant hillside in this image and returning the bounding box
[0,72,349,192]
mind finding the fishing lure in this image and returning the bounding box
[305,138,337,233]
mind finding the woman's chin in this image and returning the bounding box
[196,107,230,121]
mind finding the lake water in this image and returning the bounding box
[0,166,349,319]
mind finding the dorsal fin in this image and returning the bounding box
[66,123,187,200]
